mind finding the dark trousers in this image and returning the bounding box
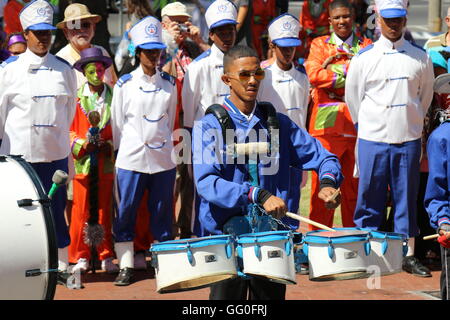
[441,246,450,300]
[209,277,286,300]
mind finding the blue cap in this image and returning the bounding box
[268,14,301,47]
[129,16,167,50]
[376,0,408,18]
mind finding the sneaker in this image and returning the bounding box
[101,257,120,274]
[69,258,89,274]
[134,252,147,270]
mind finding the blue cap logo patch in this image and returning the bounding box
[36,7,47,17]
[145,23,157,37]
[218,4,228,13]
[282,21,292,31]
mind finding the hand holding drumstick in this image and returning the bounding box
[318,187,341,210]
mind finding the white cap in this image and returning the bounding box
[205,0,237,30]
[20,0,56,31]
[268,14,301,47]
[129,16,167,50]
[375,0,408,18]
[161,2,191,18]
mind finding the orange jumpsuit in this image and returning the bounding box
[251,0,277,60]
[298,0,332,58]
[68,85,115,263]
[305,33,372,230]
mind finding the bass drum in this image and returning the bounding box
[0,155,58,300]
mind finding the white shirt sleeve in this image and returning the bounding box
[182,63,202,129]
[345,55,364,124]
[111,84,125,151]
[419,54,435,115]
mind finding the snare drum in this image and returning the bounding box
[237,231,296,285]
[304,228,371,281]
[0,156,58,300]
[366,230,407,276]
[150,235,237,293]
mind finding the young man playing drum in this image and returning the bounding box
[192,45,343,300]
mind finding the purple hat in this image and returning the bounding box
[7,34,26,48]
[73,47,112,73]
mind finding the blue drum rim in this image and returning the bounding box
[150,235,233,252]
[304,227,405,244]
[237,230,293,244]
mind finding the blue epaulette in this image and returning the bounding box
[411,42,426,53]
[194,49,211,62]
[356,44,374,56]
[1,55,19,68]
[160,71,175,85]
[55,55,72,68]
[117,74,132,87]
[295,64,307,75]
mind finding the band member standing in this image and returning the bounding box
[111,16,177,286]
[345,0,434,277]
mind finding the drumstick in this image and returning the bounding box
[286,212,336,232]
[328,188,341,201]
[423,234,439,240]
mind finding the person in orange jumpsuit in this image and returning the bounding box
[304,0,372,230]
[251,0,277,60]
[68,47,119,273]
[298,0,332,59]
[3,0,30,34]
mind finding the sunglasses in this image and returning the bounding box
[227,68,265,83]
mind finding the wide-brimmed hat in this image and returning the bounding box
[161,2,191,18]
[56,3,101,29]
[73,47,112,72]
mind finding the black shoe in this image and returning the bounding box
[402,256,432,277]
[114,267,134,286]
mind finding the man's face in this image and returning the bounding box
[139,49,162,70]
[209,24,236,52]
[329,6,354,40]
[63,19,95,51]
[378,16,406,42]
[223,56,264,103]
[24,29,52,56]
[273,45,296,66]
[84,62,106,86]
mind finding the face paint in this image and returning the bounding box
[84,62,106,86]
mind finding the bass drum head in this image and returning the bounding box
[0,156,58,300]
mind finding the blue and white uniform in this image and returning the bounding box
[193,98,342,235]
[110,16,177,269]
[257,14,310,225]
[345,32,434,237]
[181,0,238,236]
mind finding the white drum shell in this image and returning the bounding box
[152,238,238,293]
[239,234,296,285]
[0,158,54,300]
[307,241,368,280]
[367,237,404,276]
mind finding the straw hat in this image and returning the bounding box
[56,3,101,29]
